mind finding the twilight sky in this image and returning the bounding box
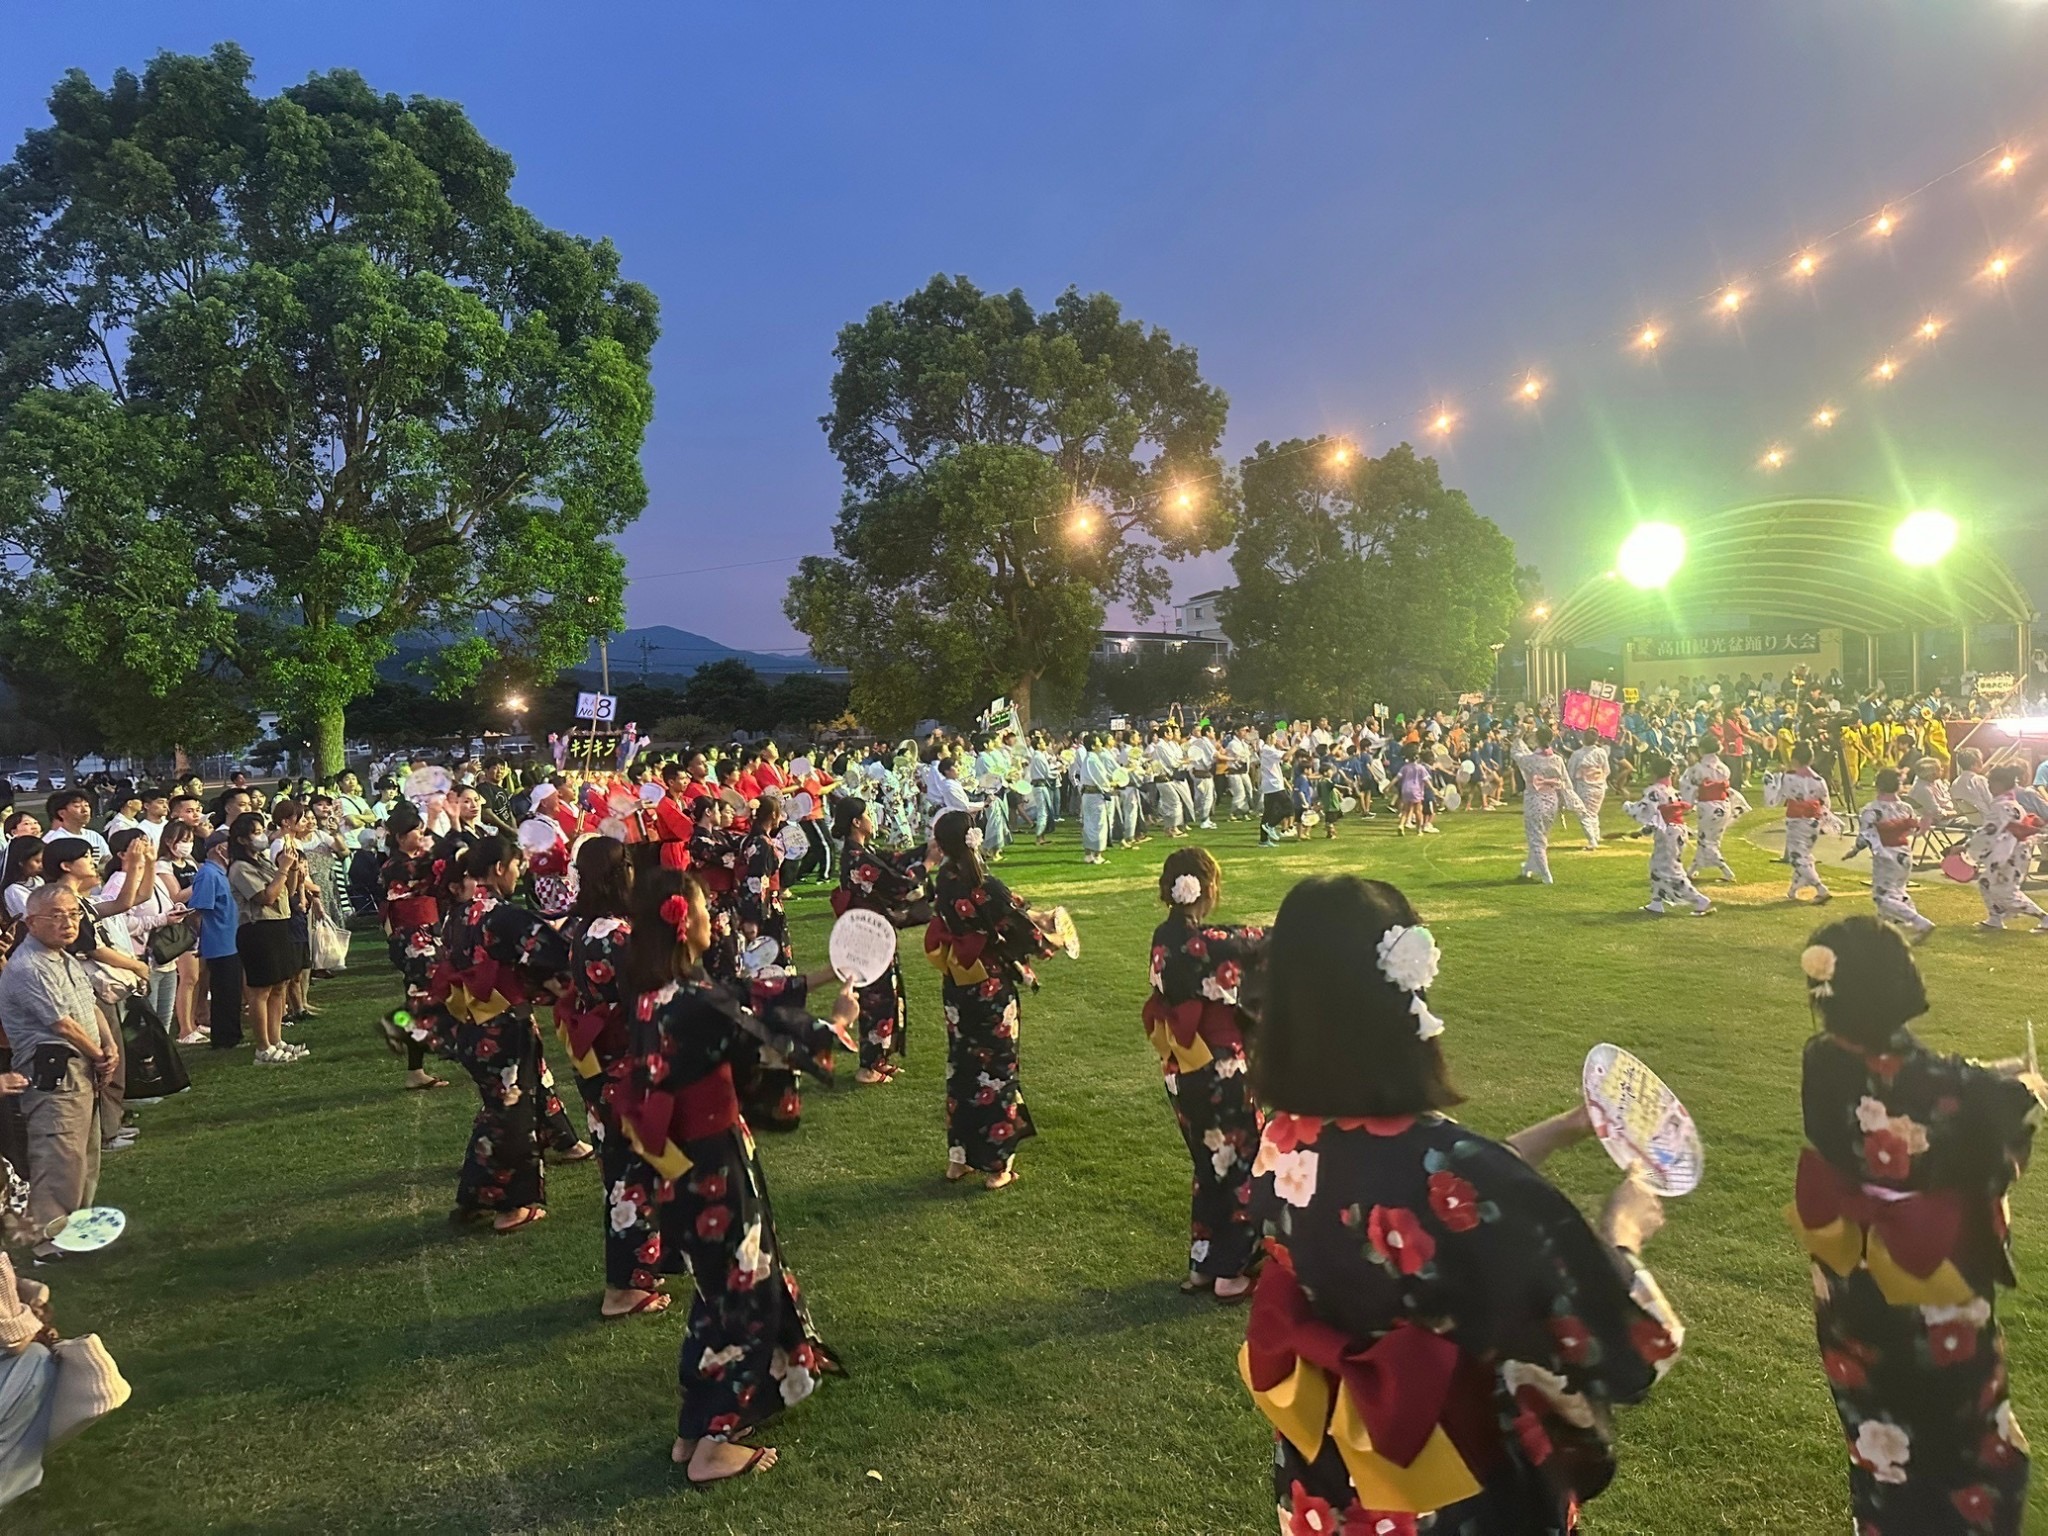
[7,2,2048,651]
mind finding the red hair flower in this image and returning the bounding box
[659,894,691,934]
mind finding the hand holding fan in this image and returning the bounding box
[829,907,898,987]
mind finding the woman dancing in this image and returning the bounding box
[831,795,930,1085]
[1791,914,2041,1532]
[923,809,1058,1190]
[1144,846,1264,1301]
[1243,874,1684,1530]
[555,836,670,1319]
[428,834,590,1234]
[613,869,856,1484]
[374,803,453,1092]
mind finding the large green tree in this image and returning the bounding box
[0,44,656,772]
[785,276,1231,734]
[1223,438,1520,715]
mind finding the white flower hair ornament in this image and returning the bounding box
[1800,943,1837,999]
[963,826,984,851]
[1170,873,1204,906]
[1376,924,1445,1041]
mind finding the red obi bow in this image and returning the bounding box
[429,954,515,1008]
[554,998,618,1064]
[385,895,439,930]
[1659,799,1691,824]
[1245,1263,1479,1470]
[1140,994,1244,1054]
[1795,1148,1961,1279]
[1784,798,1823,820]
[1697,782,1730,801]
[925,917,988,968]
[829,888,852,918]
[619,1061,742,1153]
[1875,816,1917,848]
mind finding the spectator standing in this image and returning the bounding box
[42,794,108,864]
[0,887,120,1263]
[96,828,183,1037]
[156,821,208,1045]
[1,838,44,922]
[190,833,243,1050]
[226,814,304,1065]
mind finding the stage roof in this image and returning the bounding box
[1531,498,2035,650]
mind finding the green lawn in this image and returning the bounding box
[15,806,2047,1534]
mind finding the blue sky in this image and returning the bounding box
[7,2,2047,648]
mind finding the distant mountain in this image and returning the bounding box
[378,624,835,684]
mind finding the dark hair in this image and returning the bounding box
[1790,742,1813,766]
[107,826,150,861]
[1803,914,1927,1047]
[169,793,200,813]
[933,809,983,886]
[1873,767,1901,794]
[1641,753,1673,781]
[831,796,868,842]
[570,836,632,920]
[227,812,268,866]
[1160,844,1220,917]
[1535,724,1554,749]
[160,820,197,861]
[1988,763,2022,794]
[0,835,44,892]
[1251,875,1462,1117]
[458,833,520,882]
[2,811,34,837]
[47,789,90,820]
[619,866,699,995]
[386,801,424,840]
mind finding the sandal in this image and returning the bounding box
[944,1163,970,1183]
[1213,1276,1255,1304]
[983,1167,1018,1191]
[554,1143,596,1163]
[1179,1274,1215,1295]
[855,1068,892,1085]
[601,1290,673,1320]
[375,1016,406,1055]
[494,1207,548,1234]
[685,1445,778,1486]
[405,1075,452,1091]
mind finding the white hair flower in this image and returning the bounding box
[1170,873,1203,906]
[1800,943,1836,998]
[1376,924,1445,1041]
[963,826,984,850]
[1376,924,1441,994]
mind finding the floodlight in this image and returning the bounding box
[1617,522,1686,589]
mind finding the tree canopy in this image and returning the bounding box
[1222,439,1520,715]
[0,44,656,772]
[785,275,1231,734]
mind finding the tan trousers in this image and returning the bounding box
[22,1057,102,1238]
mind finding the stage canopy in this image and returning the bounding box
[1525,498,2036,700]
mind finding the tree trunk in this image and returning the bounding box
[1010,673,1033,735]
[313,702,348,779]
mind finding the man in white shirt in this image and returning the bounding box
[1224,729,1255,820]
[1076,735,1118,863]
[1185,726,1219,829]
[135,787,172,854]
[929,757,977,816]
[46,791,110,863]
[1257,730,1289,846]
[1149,728,1190,837]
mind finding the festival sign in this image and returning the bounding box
[1626,630,1823,662]
[1589,698,1622,738]
[575,691,618,722]
[1561,690,1593,731]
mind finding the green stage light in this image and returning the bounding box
[1617,522,1686,589]
[1891,509,1957,567]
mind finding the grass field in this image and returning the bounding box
[14,804,2048,1534]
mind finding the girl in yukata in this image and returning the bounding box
[1566,730,1610,849]
[1768,741,1836,904]
[1514,725,1586,884]
[1858,769,1933,942]
[1625,753,1713,916]
[1792,915,2043,1533]
[426,835,591,1234]
[1143,846,1265,1302]
[374,802,453,1092]
[614,868,857,1485]
[1243,874,1684,1532]
[555,836,670,1320]
[1967,764,2048,933]
[923,809,1059,1190]
[1680,744,1747,883]
[831,795,930,1083]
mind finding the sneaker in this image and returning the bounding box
[1977,919,2006,932]
[1640,902,1666,915]
[102,1133,140,1153]
[1198,821,1216,830]
[1421,825,1440,835]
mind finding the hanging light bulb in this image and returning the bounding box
[1759,445,1787,470]
[1792,251,1820,279]
[1871,209,1896,237]
[1872,357,1899,382]
[1634,324,1662,351]
[1917,316,1943,341]
[1812,406,1837,429]
[1997,152,2019,177]
[1986,253,2013,279]
[1518,375,1544,402]
[1718,286,1745,313]
[1428,408,1455,435]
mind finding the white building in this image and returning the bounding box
[1173,589,1230,644]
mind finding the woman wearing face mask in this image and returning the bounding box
[424,834,590,1235]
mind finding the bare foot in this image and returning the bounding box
[684,1438,778,1483]
[1214,1275,1254,1301]
[944,1162,970,1183]
[855,1068,891,1085]
[493,1205,546,1233]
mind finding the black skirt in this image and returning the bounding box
[238,918,298,989]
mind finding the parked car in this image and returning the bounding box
[7,769,67,792]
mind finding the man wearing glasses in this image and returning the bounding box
[0,885,120,1264]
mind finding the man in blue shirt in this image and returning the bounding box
[190,831,243,1049]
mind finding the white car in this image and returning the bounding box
[7,769,61,792]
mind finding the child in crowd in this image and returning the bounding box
[1968,763,2047,933]
[1393,744,1433,835]
[1857,767,1932,942]
[1680,743,1746,883]
[1624,753,1713,916]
